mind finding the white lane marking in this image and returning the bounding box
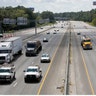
[13,82,17,87]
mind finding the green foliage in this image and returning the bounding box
[92,18,96,26]
[0,6,36,32]
[41,11,55,23]
[54,9,96,24]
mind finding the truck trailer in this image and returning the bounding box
[0,37,22,63]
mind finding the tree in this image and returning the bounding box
[92,18,96,26]
[41,11,55,23]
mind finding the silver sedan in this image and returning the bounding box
[40,54,51,63]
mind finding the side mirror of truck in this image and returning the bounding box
[23,70,26,72]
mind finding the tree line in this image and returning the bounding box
[54,9,96,26]
[0,6,96,33]
[0,6,55,32]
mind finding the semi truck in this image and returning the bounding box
[81,35,92,50]
[0,37,22,63]
[25,40,42,56]
[0,63,16,83]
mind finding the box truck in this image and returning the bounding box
[0,37,22,63]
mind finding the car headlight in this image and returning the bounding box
[36,74,40,78]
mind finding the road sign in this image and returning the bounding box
[3,18,16,25]
[3,18,10,24]
[9,19,16,24]
[93,1,96,5]
[17,17,28,25]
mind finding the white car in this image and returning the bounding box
[43,38,48,42]
[24,65,42,83]
[0,34,3,37]
[40,54,50,63]
[46,32,50,34]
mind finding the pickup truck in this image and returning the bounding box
[24,65,42,83]
[0,63,16,83]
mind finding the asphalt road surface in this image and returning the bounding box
[0,21,96,95]
[69,21,96,95]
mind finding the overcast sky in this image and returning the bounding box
[0,0,95,13]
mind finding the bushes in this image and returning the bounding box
[92,18,96,26]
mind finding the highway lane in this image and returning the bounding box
[2,21,96,95]
[0,22,68,95]
[69,29,92,94]
[38,29,70,95]
[69,21,96,94]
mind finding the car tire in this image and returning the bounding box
[24,78,27,83]
[26,53,28,56]
[13,74,15,79]
[49,60,50,63]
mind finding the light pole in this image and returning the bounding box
[35,20,37,35]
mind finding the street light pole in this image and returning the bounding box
[35,20,37,35]
[0,21,3,34]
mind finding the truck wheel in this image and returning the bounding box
[37,50,39,54]
[25,53,28,56]
[13,74,16,79]
[18,50,22,55]
[40,46,42,50]
[24,78,27,83]
[48,60,50,63]
[37,78,40,82]
[9,78,12,83]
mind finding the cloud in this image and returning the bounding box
[0,0,94,13]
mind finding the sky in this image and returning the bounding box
[0,0,96,13]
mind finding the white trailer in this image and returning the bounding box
[0,37,22,63]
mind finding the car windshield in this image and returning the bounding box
[0,50,11,53]
[27,68,38,72]
[27,43,36,48]
[42,54,48,57]
[0,69,10,73]
[84,40,91,42]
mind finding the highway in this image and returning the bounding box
[0,21,96,95]
[69,21,96,95]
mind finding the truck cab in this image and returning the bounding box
[0,54,11,64]
[0,42,13,63]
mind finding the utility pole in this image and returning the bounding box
[0,21,3,34]
[35,20,37,35]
